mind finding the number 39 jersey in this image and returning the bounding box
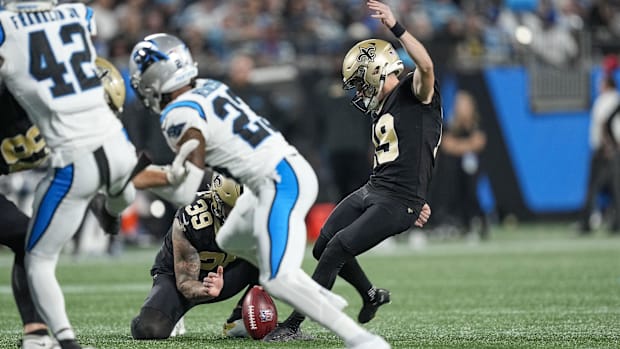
[151,192,237,280]
[160,79,297,190]
[369,73,443,210]
[0,4,123,167]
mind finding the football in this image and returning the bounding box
[242,285,278,340]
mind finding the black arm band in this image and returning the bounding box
[390,22,406,38]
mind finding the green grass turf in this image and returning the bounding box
[1,224,619,348]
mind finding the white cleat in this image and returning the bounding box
[21,334,60,349]
[223,318,248,338]
[349,334,391,349]
[169,317,186,337]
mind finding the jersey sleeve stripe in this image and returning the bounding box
[160,101,206,124]
[0,21,5,47]
[85,7,94,34]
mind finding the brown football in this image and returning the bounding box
[242,285,278,340]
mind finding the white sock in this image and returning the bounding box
[25,253,74,339]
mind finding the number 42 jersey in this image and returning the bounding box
[160,79,297,191]
[0,4,123,167]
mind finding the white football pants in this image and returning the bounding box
[216,153,371,346]
[25,130,137,340]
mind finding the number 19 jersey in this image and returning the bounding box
[370,73,443,211]
[160,79,297,191]
[0,4,123,167]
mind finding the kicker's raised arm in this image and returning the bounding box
[367,0,435,104]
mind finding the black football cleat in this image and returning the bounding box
[262,323,308,342]
[58,339,96,349]
[358,288,391,324]
[88,193,120,235]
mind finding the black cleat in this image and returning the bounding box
[88,193,120,235]
[263,323,309,342]
[358,288,391,324]
[58,339,83,349]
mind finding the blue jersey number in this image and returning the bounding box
[213,89,275,148]
[29,23,100,98]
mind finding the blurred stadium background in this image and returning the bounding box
[1,0,620,347]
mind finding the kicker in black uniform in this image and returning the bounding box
[265,0,442,341]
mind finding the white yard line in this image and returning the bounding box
[0,283,150,294]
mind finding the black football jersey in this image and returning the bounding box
[368,72,443,212]
[0,84,47,175]
[151,193,238,280]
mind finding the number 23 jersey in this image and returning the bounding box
[369,73,443,210]
[0,4,122,167]
[160,79,297,189]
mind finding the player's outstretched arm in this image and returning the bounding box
[367,0,435,104]
[132,168,168,189]
[142,128,207,205]
[133,138,201,189]
[172,219,224,300]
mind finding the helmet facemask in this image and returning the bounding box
[131,80,162,114]
[343,65,387,114]
[210,174,242,224]
[342,39,404,114]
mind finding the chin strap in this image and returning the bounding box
[367,69,388,113]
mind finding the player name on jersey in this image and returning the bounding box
[6,7,81,30]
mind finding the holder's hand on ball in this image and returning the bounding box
[203,265,224,298]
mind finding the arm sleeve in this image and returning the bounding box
[148,163,204,206]
[160,104,209,152]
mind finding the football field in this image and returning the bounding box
[1,224,618,348]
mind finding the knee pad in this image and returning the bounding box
[323,235,351,260]
[312,233,330,261]
[130,307,174,340]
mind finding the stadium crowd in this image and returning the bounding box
[94,0,620,73]
[100,0,620,183]
[3,0,620,242]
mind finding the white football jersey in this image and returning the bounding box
[0,3,123,167]
[160,79,297,189]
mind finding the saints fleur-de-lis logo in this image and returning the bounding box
[357,45,376,63]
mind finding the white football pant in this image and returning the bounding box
[216,153,372,346]
[25,130,137,340]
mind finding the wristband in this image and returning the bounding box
[390,21,406,38]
